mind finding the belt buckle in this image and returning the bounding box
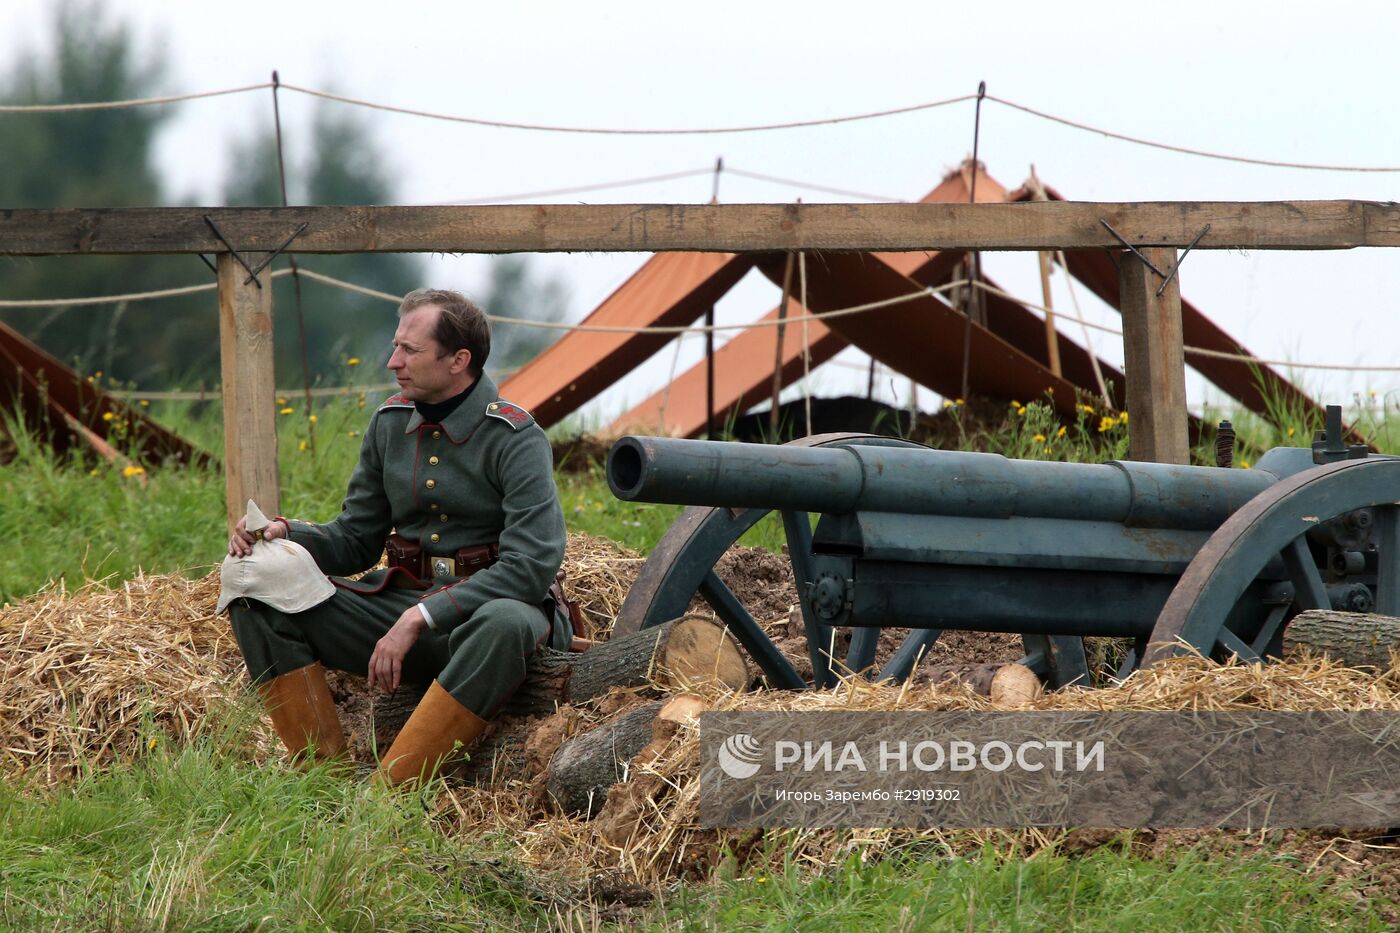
[431,557,453,579]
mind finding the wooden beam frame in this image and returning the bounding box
[2,200,1398,255]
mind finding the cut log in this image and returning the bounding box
[546,701,664,817]
[550,693,707,821]
[990,662,1044,707]
[1283,610,1400,670]
[926,662,1043,703]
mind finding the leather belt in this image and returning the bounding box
[386,532,498,583]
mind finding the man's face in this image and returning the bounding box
[387,305,472,403]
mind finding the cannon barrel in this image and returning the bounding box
[608,436,1280,530]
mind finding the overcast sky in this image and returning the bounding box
[3,1,1398,424]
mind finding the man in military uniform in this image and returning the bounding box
[226,288,569,785]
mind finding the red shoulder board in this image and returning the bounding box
[485,399,535,430]
[378,393,413,410]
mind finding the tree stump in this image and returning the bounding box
[1283,610,1400,670]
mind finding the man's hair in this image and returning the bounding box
[398,288,491,377]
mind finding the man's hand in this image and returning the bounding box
[368,605,428,693]
[228,515,289,557]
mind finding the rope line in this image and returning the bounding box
[6,79,1398,172]
[438,167,716,204]
[281,82,977,135]
[0,269,293,307]
[295,267,967,334]
[723,167,905,202]
[971,280,1400,373]
[5,265,1395,372]
[987,95,1400,173]
[0,82,271,113]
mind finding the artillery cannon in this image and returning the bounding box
[606,408,1399,690]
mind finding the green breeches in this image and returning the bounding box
[229,584,565,719]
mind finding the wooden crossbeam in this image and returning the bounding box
[2,201,1398,255]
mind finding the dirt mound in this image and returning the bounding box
[709,544,1023,684]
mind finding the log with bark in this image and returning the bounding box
[548,694,706,818]
[1283,609,1400,670]
[926,661,1044,706]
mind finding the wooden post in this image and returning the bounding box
[704,305,716,439]
[1037,250,1063,378]
[218,253,279,528]
[769,253,795,438]
[1118,247,1188,463]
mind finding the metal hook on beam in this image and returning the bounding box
[1155,224,1211,297]
[202,216,310,287]
[1099,219,1166,278]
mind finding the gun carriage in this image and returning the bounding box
[606,408,1400,690]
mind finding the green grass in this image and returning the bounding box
[645,846,1393,931]
[0,392,793,602]
[0,719,562,930]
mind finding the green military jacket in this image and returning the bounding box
[284,373,566,633]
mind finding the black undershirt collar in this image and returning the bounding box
[414,378,478,425]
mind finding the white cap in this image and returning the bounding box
[216,500,336,614]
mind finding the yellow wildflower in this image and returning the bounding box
[1287,426,1296,438]
[1033,433,1047,443]
[308,414,318,424]
[298,440,308,451]
[1016,406,1027,417]
[102,411,115,422]
[139,399,150,407]
[1097,416,1116,433]
[276,397,287,405]
[1118,411,1129,424]
[348,430,359,438]
[280,407,294,415]
[1056,426,1067,438]
[122,465,145,478]
[1081,404,1095,414]
[347,357,362,366]
[148,738,157,752]
[1011,400,1021,408]
[943,400,954,409]
[89,468,100,477]
[1240,459,1252,469]
[954,398,964,406]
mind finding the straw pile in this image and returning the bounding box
[434,655,1400,888]
[561,533,645,642]
[6,530,1400,897]
[0,531,643,784]
[0,570,265,784]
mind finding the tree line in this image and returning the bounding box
[0,1,565,392]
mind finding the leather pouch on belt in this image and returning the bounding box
[386,533,425,582]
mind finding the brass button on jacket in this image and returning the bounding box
[430,533,440,543]
[426,479,436,489]
[429,456,440,465]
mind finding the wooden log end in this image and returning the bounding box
[990,663,1044,708]
[658,615,749,693]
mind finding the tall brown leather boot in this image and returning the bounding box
[256,661,348,763]
[375,681,488,787]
